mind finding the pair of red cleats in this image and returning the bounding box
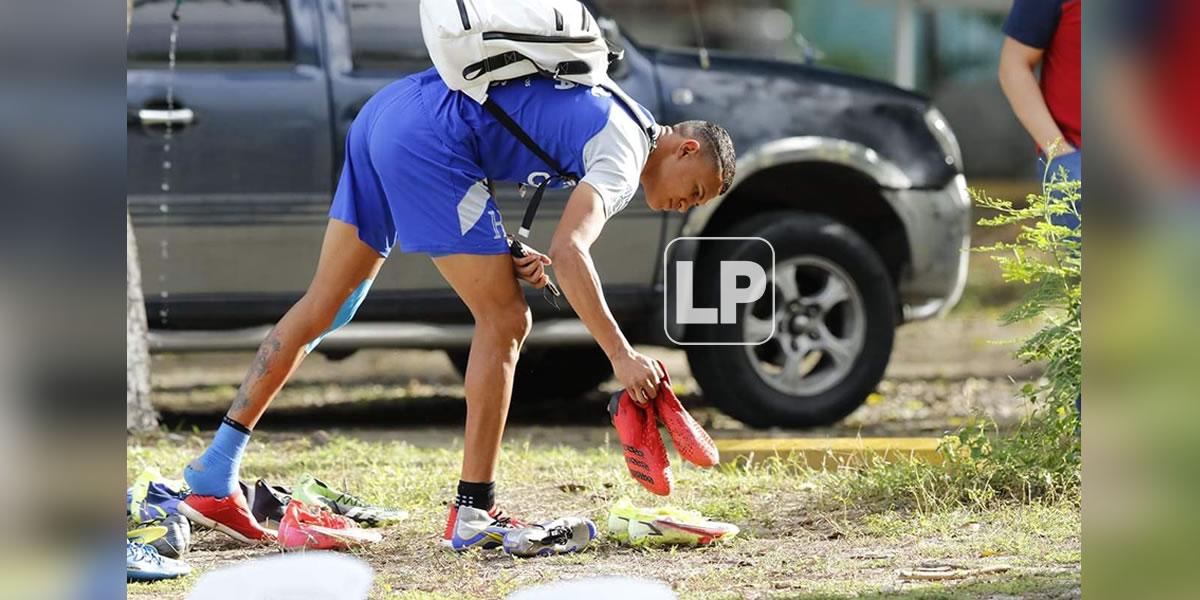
[608,361,719,495]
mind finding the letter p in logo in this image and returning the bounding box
[720,261,768,324]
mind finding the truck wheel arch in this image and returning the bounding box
[683,137,912,288]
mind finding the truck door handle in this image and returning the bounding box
[138,108,195,126]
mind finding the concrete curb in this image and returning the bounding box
[714,437,944,469]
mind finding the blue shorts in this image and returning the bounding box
[329,75,509,257]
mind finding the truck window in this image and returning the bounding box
[348,0,430,70]
[128,0,292,66]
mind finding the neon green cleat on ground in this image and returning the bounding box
[607,497,739,547]
[292,475,409,527]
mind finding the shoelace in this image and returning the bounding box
[490,508,526,529]
[127,542,163,566]
[543,525,572,546]
[333,492,367,508]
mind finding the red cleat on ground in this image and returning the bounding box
[609,390,673,496]
[652,361,719,468]
[278,499,380,550]
[178,489,275,546]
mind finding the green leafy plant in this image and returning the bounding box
[820,167,1082,511]
[973,165,1081,411]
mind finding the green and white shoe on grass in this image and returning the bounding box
[607,497,739,547]
[293,475,408,527]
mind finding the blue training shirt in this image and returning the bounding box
[415,68,659,219]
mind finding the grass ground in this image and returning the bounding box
[126,431,1078,599]
[129,186,1080,597]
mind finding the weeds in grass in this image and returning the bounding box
[817,168,1082,513]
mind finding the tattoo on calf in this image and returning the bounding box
[230,329,283,413]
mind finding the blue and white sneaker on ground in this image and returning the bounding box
[127,467,188,525]
[441,505,527,551]
[127,540,191,582]
[502,517,597,557]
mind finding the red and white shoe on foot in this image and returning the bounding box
[178,489,274,545]
[652,360,719,468]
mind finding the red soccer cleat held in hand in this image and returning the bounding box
[652,361,719,468]
[609,390,673,496]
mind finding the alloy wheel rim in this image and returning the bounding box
[741,256,866,396]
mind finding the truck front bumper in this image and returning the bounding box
[883,174,972,322]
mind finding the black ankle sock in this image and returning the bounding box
[455,480,495,510]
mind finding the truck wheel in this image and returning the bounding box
[446,346,613,403]
[686,212,896,428]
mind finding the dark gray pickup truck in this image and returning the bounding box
[128,0,969,427]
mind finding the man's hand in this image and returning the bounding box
[611,349,666,405]
[512,244,552,289]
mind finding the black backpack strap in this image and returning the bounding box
[465,52,591,82]
[482,99,575,180]
[463,51,528,81]
[480,84,655,239]
[481,99,579,238]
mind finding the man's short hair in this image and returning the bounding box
[675,120,736,195]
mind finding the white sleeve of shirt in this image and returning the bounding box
[580,107,652,220]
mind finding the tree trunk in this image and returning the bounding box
[128,213,158,432]
[127,0,158,432]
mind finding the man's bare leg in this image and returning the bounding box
[226,221,385,428]
[183,219,384,501]
[432,253,530,504]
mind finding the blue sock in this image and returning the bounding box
[183,417,250,498]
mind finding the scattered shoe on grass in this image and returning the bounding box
[126,525,168,546]
[127,467,187,525]
[278,499,381,551]
[607,497,739,547]
[251,479,292,529]
[502,517,597,557]
[127,540,190,582]
[293,475,409,527]
[151,513,192,559]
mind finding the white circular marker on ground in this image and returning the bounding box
[186,553,373,600]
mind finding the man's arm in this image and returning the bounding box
[548,182,663,403]
[999,37,1074,157]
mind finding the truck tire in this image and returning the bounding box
[446,346,613,403]
[686,212,896,428]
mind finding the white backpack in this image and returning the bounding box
[419,0,615,104]
[418,0,657,243]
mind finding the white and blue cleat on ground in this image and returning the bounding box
[127,540,190,582]
[502,517,597,557]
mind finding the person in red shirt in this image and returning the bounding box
[999,0,1082,229]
